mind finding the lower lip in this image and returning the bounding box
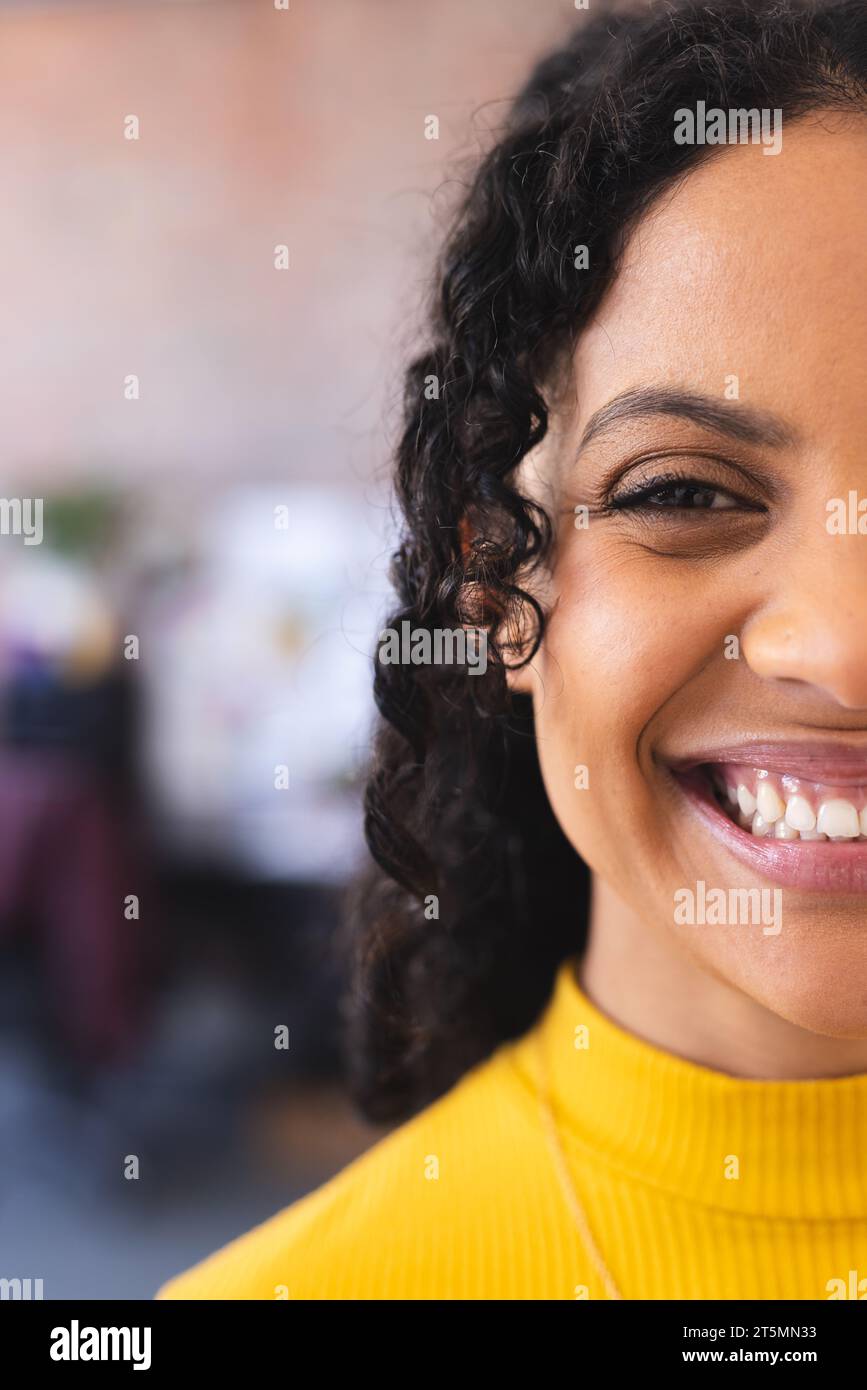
[674,770,867,893]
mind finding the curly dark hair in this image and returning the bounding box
[346,0,867,1123]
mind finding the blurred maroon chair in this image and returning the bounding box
[0,748,143,1066]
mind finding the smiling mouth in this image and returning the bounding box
[704,764,867,841]
[669,747,867,891]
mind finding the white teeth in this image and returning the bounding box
[816,799,861,839]
[756,782,785,823]
[785,795,816,833]
[721,774,867,843]
[774,818,798,840]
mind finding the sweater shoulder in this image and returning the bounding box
[156,1037,539,1300]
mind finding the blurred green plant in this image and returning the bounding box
[41,490,119,558]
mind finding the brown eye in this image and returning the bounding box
[629,482,736,510]
[609,475,757,513]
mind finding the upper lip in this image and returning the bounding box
[668,740,867,784]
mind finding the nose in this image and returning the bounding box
[741,539,867,710]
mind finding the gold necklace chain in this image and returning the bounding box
[536,1031,624,1300]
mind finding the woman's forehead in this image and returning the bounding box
[570,113,867,439]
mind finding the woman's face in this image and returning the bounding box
[517,113,867,1038]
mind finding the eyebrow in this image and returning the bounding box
[576,387,799,454]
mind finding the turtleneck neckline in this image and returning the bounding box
[512,954,867,1221]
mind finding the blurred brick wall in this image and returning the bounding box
[0,0,572,491]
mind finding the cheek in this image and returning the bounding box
[528,540,724,871]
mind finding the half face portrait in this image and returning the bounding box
[7,0,867,1335]
[157,0,867,1313]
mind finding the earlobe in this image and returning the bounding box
[505,658,535,697]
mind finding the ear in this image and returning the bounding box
[458,514,537,696]
[505,653,536,696]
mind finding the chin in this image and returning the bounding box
[714,931,867,1040]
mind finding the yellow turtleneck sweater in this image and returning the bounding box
[157,956,867,1299]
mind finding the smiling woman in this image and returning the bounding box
[159,0,867,1301]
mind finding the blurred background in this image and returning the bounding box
[0,0,572,1298]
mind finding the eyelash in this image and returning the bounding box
[607,471,761,514]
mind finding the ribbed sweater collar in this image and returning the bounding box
[517,955,867,1220]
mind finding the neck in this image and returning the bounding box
[582,876,867,1080]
